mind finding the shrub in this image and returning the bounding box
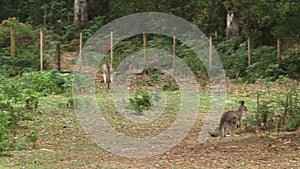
[19,70,72,95]
[284,86,300,131]
[129,90,151,114]
[129,90,161,114]
[0,18,42,77]
[245,81,300,132]
[0,70,72,152]
[162,78,179,91]
[0,79,38,151]
[149,69,162,83]
[217,36,300,82]
[245,46,279,82]
[218,36,248,79]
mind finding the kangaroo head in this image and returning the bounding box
[239,100,247,112]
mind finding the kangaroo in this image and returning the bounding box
[209,101,247,138]
[102,63,113,90]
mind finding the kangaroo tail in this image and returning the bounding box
[209,120,225,137]
[209,131,220,137]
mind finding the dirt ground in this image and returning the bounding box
[156,129,300,169]
[3,104,299,169]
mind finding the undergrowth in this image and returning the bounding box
[244,80,300,132]
[0,70,72,152]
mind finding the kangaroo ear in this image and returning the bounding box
[240,100,245,105]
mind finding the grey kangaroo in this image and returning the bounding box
[209,101,247,138]
[102,63,113,90]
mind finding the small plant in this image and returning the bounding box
[136,79,150,86]
[284,85,300,131]
[129,90,161,115]
[129,90,151,114]
[149,69,162,83]
[162,78,179,91]
[255,100,275,131]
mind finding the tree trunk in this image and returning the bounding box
[226,12,240,40]
[80,0,88,22]
[10,26,16,57]
[74,0,79,22]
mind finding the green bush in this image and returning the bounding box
[19,70,72,95]
[0,47,43,77]
[217,36,300,82]
[284,86,300,131]
[129,90,151,113]
[162,77,179,91]
[129,90,161,115]
[0,70,72,152]
[0,80,38,151]
[0,19,42,77]
[246,81,300,132]
[217,36,248,79]
[149,69,162,83]
[245,46,300,82]
[245,46,278,82]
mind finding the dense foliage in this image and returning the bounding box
[1,1,299,80]
[0,70,72,152]
[0,18,41,77]
[217,37,300,82]
[245,81,300,132]
[0,1,299,43]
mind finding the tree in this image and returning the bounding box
[80,0,88,22]
[271,1,300,42]
[74,0,88,22]
[74,0,79,22]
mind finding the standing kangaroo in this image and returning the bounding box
[209,101,247,138]
[102,63,113,90]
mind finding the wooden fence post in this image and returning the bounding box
[173,36,176,70]
[248,38,251,66]
[143,32,147,67]
[295,43,298,57]
[209,36,212,68]
[10,26,16,57]
[110,31,113,66]
[79,32,82,58]
[277,39,281,63]
[56,44,61,72]
[40,31,43,71]
[78,32,82,71]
